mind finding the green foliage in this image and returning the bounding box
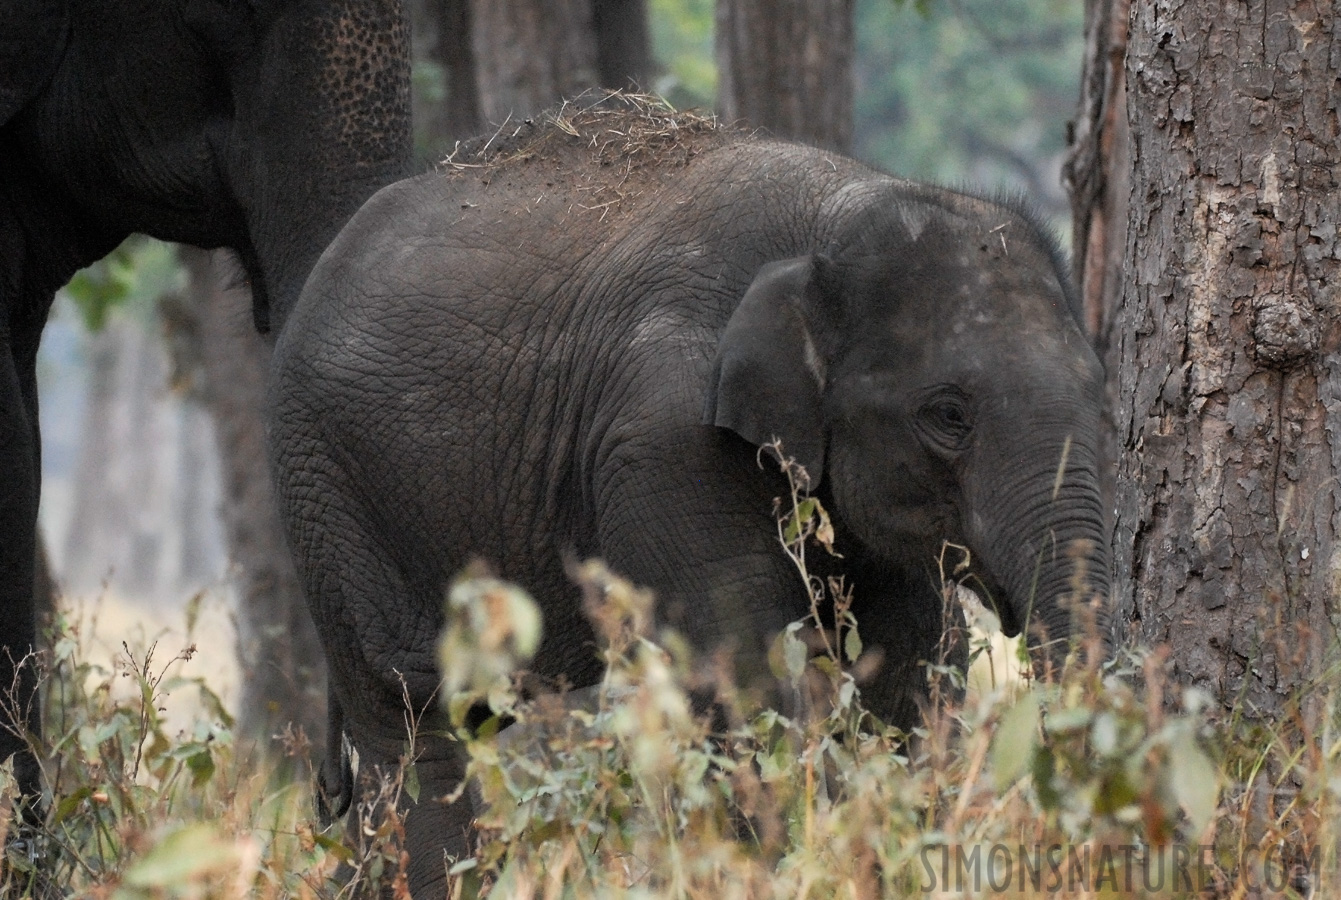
[0,611,359,899]
[3,487,1339,897]
[647,0,1081,216]
[649,0,716,110]
[62,236,184,332]
[853,0,1083,213]
[427,451,1302,898]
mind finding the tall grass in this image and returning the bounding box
[3,459,1335,897]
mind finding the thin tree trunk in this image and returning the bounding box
[1064,0,1131,356]
[594,0,651,91]
[168,248,327,752]
[469,0,601,123]
[32,532,54,631]
[1063,0,1131,648]
[411,0,482,161]
[715,0,854,152]
[61,314,175,599]
[1099,0,1340,717]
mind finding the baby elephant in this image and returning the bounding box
[269,100,1110,893]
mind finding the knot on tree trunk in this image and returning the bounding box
[1251,294,1317,368]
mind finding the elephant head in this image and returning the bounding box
[3,0,411,330]
[706,192,1110,663]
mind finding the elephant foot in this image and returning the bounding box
[1,820,61,900]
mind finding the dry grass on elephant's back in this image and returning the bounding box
[436,92,736,208]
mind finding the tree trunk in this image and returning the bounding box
[32,532,55,631]
[167,248,327,752]
[1063,0,1132,648]
[594,0,651,91]
[1064,0,1131,356]
[469,0,601,123]
[446,0,651,129]
[715,0,854,152]
[1079,0,1341,717]
[60,312,184,601]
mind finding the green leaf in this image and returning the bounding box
[783,623,808,685]
[1091,711,1119,756]
[122,823,239,887]
[52,785,94,826]
[837,676,856,710]
[63,237,186,331]
[448,857,479,875]
[313,832,355,864]
[1032,745,1060,810]
[185,748,215,787]
[990,691,1038,790]
[1044,707,1093,733]
[65,265,130,331]
[1169,730,1219,835]
[784,498,817,544]
[844,625,863,664]
[405,761,421,804]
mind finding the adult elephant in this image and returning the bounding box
[1,0,411,832]
[270,101,1111,893]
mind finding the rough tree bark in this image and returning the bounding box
[1063,0,1132,639]
[1071,0,1341,717]
[1064,0,1132,356]
[165,248,327,752]
[469,0,650,124]
[715,0,855,152]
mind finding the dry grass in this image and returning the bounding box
[2,462,1336,897]
[436,91,729,224]
[441,91,722,175]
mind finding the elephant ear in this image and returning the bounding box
[702,255,835,488]
[0,1,68,126]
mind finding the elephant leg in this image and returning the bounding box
[592,430,803,688]
[334,731,469,899]
[399,744,473,894]
[844,560,967,731]
[0,337,43,826]
[270,439,472,896]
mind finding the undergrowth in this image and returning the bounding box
[2,451,1336,897]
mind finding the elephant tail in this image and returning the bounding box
[316,695,354,824]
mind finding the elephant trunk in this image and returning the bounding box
[970,428,1111,665]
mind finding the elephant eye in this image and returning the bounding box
[917,391,974,453]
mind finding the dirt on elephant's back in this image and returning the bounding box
[435,92,740,215]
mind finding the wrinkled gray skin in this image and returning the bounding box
[271,116,1110,893]
[0,0,411,836]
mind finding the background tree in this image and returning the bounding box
[1067,0,1340,717]
[467,0,650,125]
[410,0,651,161]
[859,0,1082,222]
[164,249,328,751]
[409,0,482,160]
[715,0,854,151]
